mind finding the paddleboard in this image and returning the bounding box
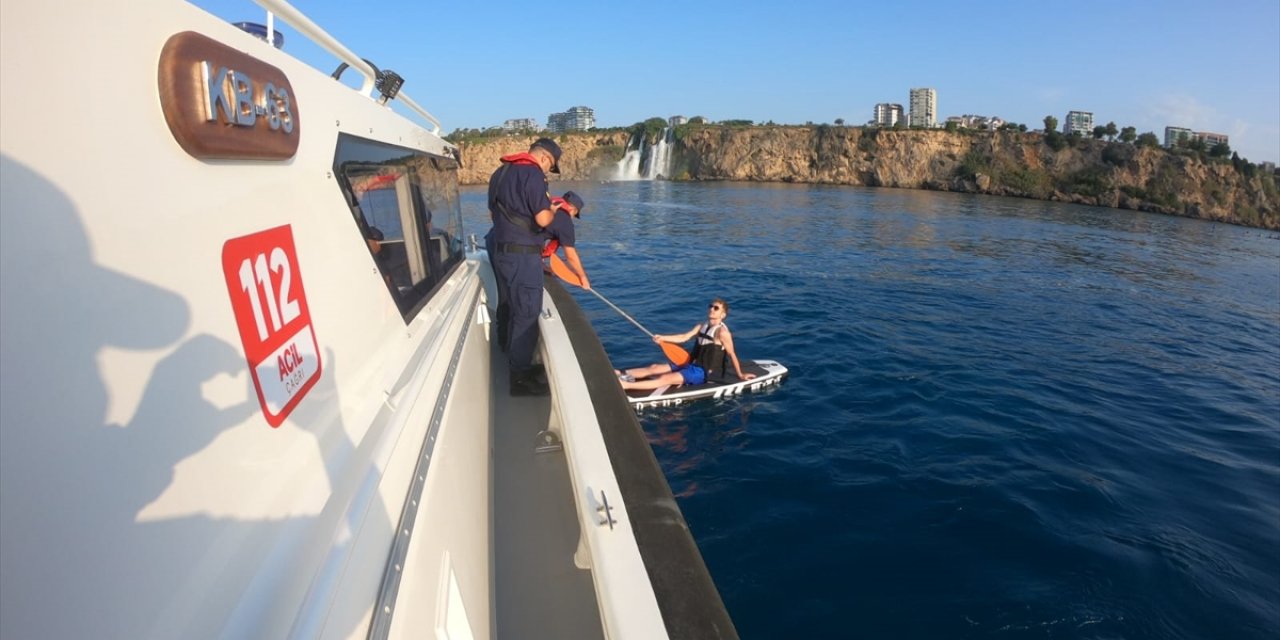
[624,359,788,409]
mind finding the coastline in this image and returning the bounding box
[454,127,1279,231]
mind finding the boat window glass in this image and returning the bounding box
[334,134,464,321]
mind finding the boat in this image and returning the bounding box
[0,1,737,638]
[625,360,789,410]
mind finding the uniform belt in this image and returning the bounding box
[495,242,542,255]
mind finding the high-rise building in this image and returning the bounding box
[874,103,904,127]
[502,118,540,132]
[1164,126,1194,148]
[908,88,936,128]
[1063,110,1094,136]
[546,106,595,132]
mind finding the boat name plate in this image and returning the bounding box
[158,31,300,160]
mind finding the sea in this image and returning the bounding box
[462,181,1280,639]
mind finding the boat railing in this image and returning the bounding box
[245,0,443,135]
[543,279,741,639]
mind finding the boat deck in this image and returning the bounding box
[491,336,604,639]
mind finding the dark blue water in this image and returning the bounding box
[463,182,1280,639]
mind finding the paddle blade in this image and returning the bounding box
[548,253,582,287]
[662,342,691,366]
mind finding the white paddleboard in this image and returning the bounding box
[625,359,788,410]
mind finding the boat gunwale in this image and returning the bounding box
[544,277,740,640]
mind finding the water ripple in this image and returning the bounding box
[463,182,1280,639]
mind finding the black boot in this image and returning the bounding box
[509,368,549,397]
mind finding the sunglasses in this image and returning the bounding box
[709,304,722,311]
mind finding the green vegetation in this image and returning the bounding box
[1238,204,1264,227]
[1202,175,1226,205]
[1136,132,1161,148]
[1045,130,1067,151]
[624,117,671,145]
[857,127,879,153]
[1101,142,1134,167]
[997,164,1054,198]
[956,148,991,178]
[1065,166,1111,197]
[1091,124,1119,141]
[1145,163,1185,209]
[445,126,525,144]
[586,144,625,163]
[1119,185,1149,200]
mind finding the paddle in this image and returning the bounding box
[548,254,691,366]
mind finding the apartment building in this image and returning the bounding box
[502,118,540,132]
[1164,126,1194,148]
[1064,110,1094,136]
[908,88,936,128]
[1197,131,1229,148]
[874,103,904,127]
[945,114,1006,130]
[547,106,595,132]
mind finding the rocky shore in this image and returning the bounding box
[454,127,1279,230]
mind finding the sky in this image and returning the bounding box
[193,0,1280,163]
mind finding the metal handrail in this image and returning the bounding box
[248,0,443,135]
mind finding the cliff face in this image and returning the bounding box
[456,131,631,185]
[455,128,1279,229]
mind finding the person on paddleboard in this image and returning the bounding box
[617,298,756,390]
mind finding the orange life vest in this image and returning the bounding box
[541,196,567,257]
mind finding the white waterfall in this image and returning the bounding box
[613,128,674,181]
[644,128,674,180]
[614,134,644,181]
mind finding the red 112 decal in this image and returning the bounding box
[222,225,322,427]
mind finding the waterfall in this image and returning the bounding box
[644,128,674,180]
[613,128,674,181]
[614,134,644,181]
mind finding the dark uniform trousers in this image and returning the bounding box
[484,233,509,348]
[491,248,543,374]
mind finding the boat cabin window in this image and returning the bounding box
[334,134,464,320]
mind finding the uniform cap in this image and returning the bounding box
[530,138,562,174]
[562,191,585,217]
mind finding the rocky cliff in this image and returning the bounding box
[454,127,1279,230]
[456,131,631,185]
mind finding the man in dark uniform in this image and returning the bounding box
[488,138,562,396]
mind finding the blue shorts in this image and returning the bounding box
[670,363,706,385]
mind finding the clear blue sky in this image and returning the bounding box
[194,0,1279,163]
